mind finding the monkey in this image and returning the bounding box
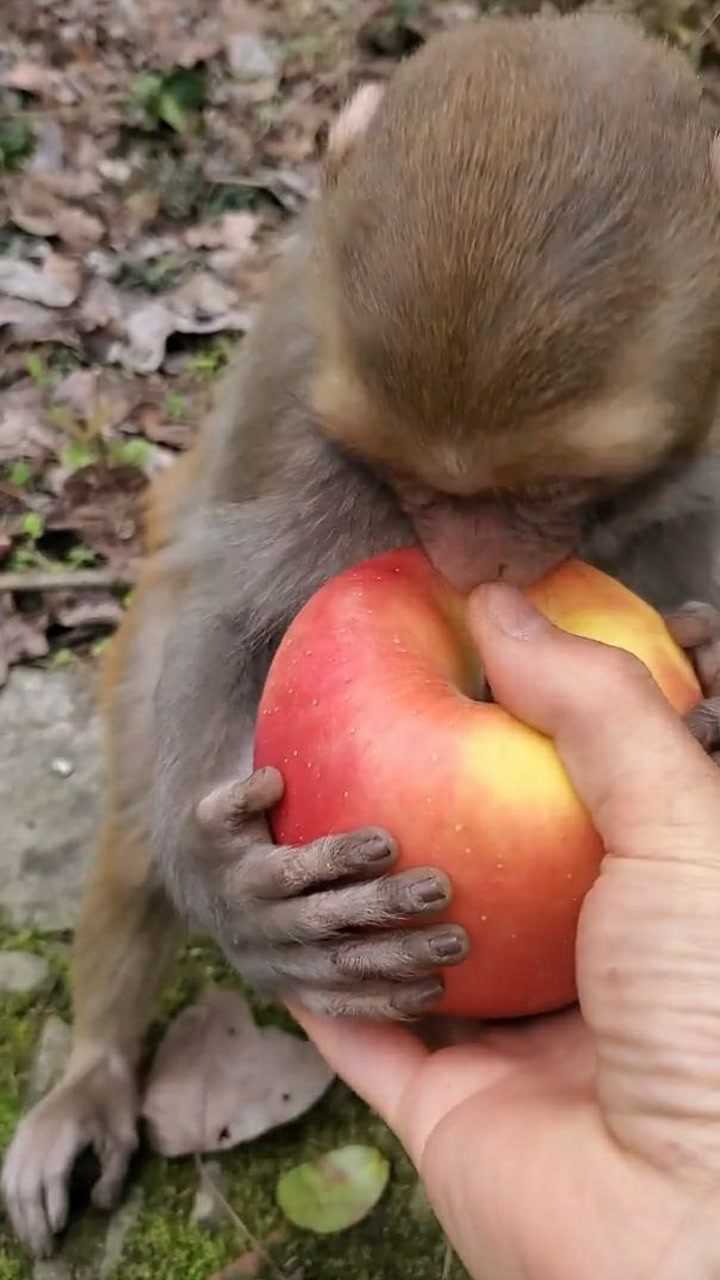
[6,9,720,1257]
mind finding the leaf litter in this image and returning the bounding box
[141,987,335,1156]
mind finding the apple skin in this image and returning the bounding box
[253,549,701,1019]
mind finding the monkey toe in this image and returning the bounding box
[2,1137,60,1257]
[91,1129,137,1211]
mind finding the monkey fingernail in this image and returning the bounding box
[428,928,468,961]
[357,830,397,862]
[480,583,549,640]
[411,874,451,909]
[402,979,445,1013]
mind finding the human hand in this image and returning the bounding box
[291,583,720,1280]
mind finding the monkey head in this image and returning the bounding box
[311,14,720,589]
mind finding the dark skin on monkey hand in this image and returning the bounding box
[193,766,468,1018]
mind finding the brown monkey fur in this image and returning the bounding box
[6,10,720,1255]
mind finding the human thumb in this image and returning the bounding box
[468,583,720,1179]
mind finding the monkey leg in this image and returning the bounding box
[1,824,182,1258]
[664,601,720,754]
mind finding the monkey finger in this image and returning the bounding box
[224,827,398,901]
[291,978,446,1021]
[240,867,452,944]
[664,601,720,650]
[237,924,469,991]
[195,767,285,845]
[686,697,720,753]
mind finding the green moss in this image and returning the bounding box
[0,929,466,1280]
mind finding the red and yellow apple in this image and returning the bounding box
[253,548,700,1018]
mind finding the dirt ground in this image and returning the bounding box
[1,0,720,1276]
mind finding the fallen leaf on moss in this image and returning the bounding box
[277,1144,390,1234]
[141,987,334,1156]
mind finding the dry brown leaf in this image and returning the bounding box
[220,212,258,254]
[50,590,124,630]
[141,988,334,1157]
[9,180,104,251]
[48,463,148,565]
[135,402,194,449]
[0,596,49,686]
[185,222,227,251]
[1,61,74,102]
[0,253,82,309]
[9,179,60,238]
[54,206,104,252]
[53,369,135,431]
[77,277,125,334]
[109,276,250,373]
[0,383,59,463]
[27,119,66,176]
[0,297,75,348]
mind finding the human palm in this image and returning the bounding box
[295,585,720,1280]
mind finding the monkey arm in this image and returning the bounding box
[148,510,467,1016]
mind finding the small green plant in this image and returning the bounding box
[187,336,233,380]
[9,511,47,572]
[21,512,44,541]
[164,390,188,419]
[25,352,54,389]
[109,437,151,468]
[7,460,31,488]
[130,67,207,134]
[49,648,76,669]
[60,440,100,473]
[65,544,97,569]
[0,117,34,171]
[117,252,184,293]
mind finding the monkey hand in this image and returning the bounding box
[664,601,720,756]
[1,1050,138,1257]
[192,765,469,1018]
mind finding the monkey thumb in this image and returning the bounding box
[467,583,720,863]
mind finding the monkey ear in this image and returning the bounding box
[324,83,385,186]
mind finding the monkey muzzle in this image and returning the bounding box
[412,497,580,591]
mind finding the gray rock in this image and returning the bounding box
[27,1015,72,1105]
[0,950,50,994]
[98,1186,144,1279]
[191,1160,227,1230]
[0,667,104,929]
[33,1261,72,1280]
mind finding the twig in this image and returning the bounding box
[0,566,138,594]
[194,1155,289,1280]
[441,1240,455,1280]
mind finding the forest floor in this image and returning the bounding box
[1,0,720,1276]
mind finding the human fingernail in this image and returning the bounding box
[479,584,549,640]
